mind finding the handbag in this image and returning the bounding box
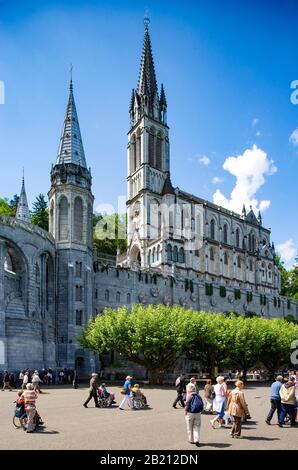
[120,388,126,395]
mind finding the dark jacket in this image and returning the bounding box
[176,376,186,393]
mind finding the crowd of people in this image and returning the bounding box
[172,370,298,446]
[1,368,79,392]
[3,366,297,442]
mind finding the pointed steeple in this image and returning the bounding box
[137,19,158,102]
[257,210,262,225]
[16,174,30,223]
[162,173,175,195]
[159,83,167,109]
[242,204,246,218]
[56,79,87,168]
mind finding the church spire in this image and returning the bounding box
[137,16,158,103]
[56,78,87,168]
[16,174,30,223]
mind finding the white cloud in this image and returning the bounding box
[289,127,298,146]
[198,155,211,166]
[256,130,261,137]
[277,239,297,268]
[252,118,259,127]
[212,145,277,214]
[212,176,223,184]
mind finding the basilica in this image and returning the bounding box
[0,22,297,374]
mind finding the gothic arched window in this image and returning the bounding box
[116,292,121,302]
[210,219,215,240]
[178,247,185,263]
[236,228,240,248]
[157,245,160,261]
[58,196,68,240]
[224,252,228,265]
[173,246,178,262]
[237,256,241,268]
[167,244,172,262]
[148,132,155,166]
[156,136,162,170]
[210,247,214,261]
[105,290,109,301]
[127,293,131,304]
[74,197,83,242]
[148,249,151,265]
[152,247,156,263]
[223,224,228,244]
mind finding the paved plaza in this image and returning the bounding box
[0,383,296,450]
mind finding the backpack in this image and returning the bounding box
[189,394,203,413]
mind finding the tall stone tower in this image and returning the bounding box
[126,18,174,270]
[48,79,95,373]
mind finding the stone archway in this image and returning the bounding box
[130,244,141,270]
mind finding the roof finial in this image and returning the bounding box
[143,9,150,30]
[70,63,73,90]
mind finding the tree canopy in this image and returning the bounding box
[80,305,298,383]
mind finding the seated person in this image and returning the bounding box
[98,383,115,405]
[131,383,147,405]
[15,390,25,415]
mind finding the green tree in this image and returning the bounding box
[0,198,15,216]
[275,254,291,297]
[31,194,48,230]
[183,311,230,379]
[224,316,266,381]
[79,304,188,384]
[93,213,127,256]
[9,194,19,214]
[259,319,298,380]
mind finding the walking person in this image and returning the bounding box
[18,370,24,388]
[203,379,213,413]
[227,380,250,438]
[186,377,198,397]
[173,373,186,408]
[22,383,38,433]
[185,389,204,447]
[9,372,16,389]
[32,371,43,393]
[73,369,79,389]
[265,375,283,425]
[22,371,29,390]
[83,373,99,408]
[278,377,296,427]
[119,375,133,410]
[2,371,12,391]
[210,376,227,428]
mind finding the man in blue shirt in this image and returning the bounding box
[265,375,283,425]
[119,375,133,410]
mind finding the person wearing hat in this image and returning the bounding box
[23,383,38,433]
[32,371,43,393]
[265,375,283,425]
[83,373,99,408]
[119,375,133,410]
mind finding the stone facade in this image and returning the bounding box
[0,22,297,375]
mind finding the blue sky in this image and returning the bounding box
[0,0,297,266]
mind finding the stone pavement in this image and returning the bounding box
[0,383,296,450]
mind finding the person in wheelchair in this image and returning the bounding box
[131,384,147,408]
[97,383,116,407]
[14,388,44,429]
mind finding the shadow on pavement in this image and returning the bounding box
[200,443,232,448]
[244,436,280,441]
